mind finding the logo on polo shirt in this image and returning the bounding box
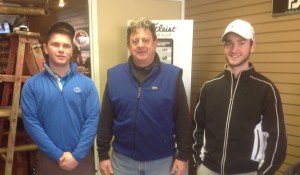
[73,87,82,93]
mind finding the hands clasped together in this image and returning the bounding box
[58,152,79,171]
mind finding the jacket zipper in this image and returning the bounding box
[220,73,240,174]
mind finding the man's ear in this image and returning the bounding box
[153,38,158,49]
[250,40,256,53]
[43,43,48,54]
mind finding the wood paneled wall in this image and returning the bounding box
[185,0,300,174]
[56,6,89,31]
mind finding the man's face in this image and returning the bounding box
[223,33,255,71]
[127,28,157,67]
[43,33,73,68]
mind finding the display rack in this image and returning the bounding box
[0,31,45,175]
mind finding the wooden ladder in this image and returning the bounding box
[0,30,45,175]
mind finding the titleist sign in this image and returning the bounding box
[155,23,177,32]
[273,0,300,15]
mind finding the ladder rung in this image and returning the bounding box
[0,144,38,154]
[0,74,31,83]
[0,106,21,117]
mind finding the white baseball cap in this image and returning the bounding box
[221,19,255,42]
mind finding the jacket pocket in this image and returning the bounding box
[251,119,269,168]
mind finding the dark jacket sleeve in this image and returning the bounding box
[258,84,287,175]
[97,82,114,161]
[192,85,206,166]
[173,70,191,161]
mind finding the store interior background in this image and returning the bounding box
[0,0,183,174]
[0,0,299,175]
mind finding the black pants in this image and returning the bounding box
[35,150,95,175]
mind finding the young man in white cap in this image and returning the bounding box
[192,19,287,175]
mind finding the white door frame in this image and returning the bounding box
[88,0,101,174]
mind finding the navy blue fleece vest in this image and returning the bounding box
[107,62,181,161]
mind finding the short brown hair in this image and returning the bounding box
[44,21,75,44]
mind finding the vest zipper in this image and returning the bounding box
[132,86,142,158]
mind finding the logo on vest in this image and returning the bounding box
[152,86,159,90]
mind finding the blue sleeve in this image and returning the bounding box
[72,81,100,161]
[21,80,64,161]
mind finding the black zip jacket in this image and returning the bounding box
[192,64,287,175]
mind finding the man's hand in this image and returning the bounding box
[99,159,113,175]
[59,152,79,171]
[170,159,188,175]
